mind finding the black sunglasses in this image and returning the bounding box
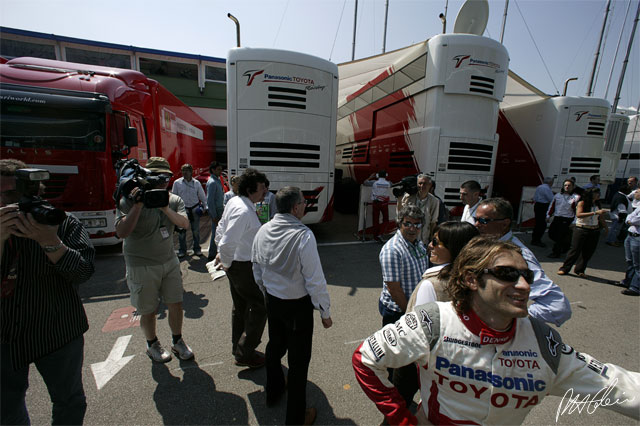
[483,266,534,284]
[431,237,440,247]
[402,221,423,229]
[474,216,507,225]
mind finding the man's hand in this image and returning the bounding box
[322,317,333,329]
[0,205,20,243]
[213,253,229,271]
[12,212,60,245]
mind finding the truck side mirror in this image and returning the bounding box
[124,127,138,147]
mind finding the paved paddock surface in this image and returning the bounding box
[21,214,639,425]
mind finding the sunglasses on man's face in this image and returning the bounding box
[474,216,507,225]
[483,266,534,284]
[402,221,423,229]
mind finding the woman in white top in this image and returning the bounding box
[558,187,608,277]
[547,179,580,258]
[408,222,479,309]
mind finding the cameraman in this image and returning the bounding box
[115,157,193,363]
[0,159,95,425]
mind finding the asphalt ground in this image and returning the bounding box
[20,213,639,425]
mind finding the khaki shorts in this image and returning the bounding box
[126,257,183,315]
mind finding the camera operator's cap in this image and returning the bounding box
[146,157,173,175]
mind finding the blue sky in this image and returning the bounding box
[1,0,638,109]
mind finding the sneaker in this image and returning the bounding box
[147,340,172,363]
[171,338,194,360]
[235,352,265,369]
[177,251,186,258]
[557,269,567,275]
[621,289,640,296]
[193,250,203,256]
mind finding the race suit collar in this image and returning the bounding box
[460,309,517,345]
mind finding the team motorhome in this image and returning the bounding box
[601,113,630,184]
[0,57,216,245]
[226,47,338,224]
[336,33,509,215]
[616,112,639,181]
[494,96,611,223]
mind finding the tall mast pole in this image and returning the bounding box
[352,0,358,60]
[499,0,509,43]
[382,0,389,53]
[612,1,639,112]
[587,0,612,96]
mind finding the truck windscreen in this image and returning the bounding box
[0,103,106,152]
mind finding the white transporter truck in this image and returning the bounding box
[226,47,338,224]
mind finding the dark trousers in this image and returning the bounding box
[532,202,550,243]
[372,200,389,238]
[1,335,86,425]
[265,293,314,425]
[549,217,573,256]
[226,261,267,360]
[560,227,601,274]
[378,301,417,407]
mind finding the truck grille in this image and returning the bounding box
[268,86,306,110]
[447,142,493,172]
[249,141,320,169]
[568,157,601,174]
[469,75,494,96]
[340,142,369,163]
[443,187,463,207]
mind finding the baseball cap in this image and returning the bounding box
[145,157,173,175]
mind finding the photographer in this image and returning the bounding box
[0,159,95,425]
[115,157,193,363]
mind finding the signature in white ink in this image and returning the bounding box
[555,378,636,422]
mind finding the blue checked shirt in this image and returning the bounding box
[379,232,429,313]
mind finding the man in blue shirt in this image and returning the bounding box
[206,162,224,261]
[474,197,572,327]
[531,177,554,247]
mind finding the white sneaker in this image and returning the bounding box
[171,338,194,360]
[146,340,172,363]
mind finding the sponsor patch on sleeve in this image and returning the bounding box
[367,335,385,361]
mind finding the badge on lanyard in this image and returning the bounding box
[159,225,170,239]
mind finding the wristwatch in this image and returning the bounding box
[42,242,64,253]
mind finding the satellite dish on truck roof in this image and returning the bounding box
[453,0,489,35]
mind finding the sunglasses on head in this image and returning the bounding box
[474,216,507,225]
[483,266,534,284]
[402,221,423,229]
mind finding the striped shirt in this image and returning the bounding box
[1,214,95,370]
[379,232,429,313]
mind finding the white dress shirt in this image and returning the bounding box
[461,200,481,225]
[171,177,206,208]
[215,195,262,268]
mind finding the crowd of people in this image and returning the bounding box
[1,156,639,425]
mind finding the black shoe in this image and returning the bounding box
[621,289,640,296]
[235,352,265,369]
[531,241,546,248]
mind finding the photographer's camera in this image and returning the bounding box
[114,159,170,208]
[15,168,67,226]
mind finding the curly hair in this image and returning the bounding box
[396,204,425,227]
[237,168,267,197]
[447,236,522,315]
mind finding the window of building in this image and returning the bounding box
[139,57,198,81]
[0,39,56,60]
[65,47,131,68]
[205,65,226,83]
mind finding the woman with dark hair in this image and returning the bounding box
[558,187,608,277]
[547,179,580,258]
[408,221,480,308]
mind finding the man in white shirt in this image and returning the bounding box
[171,164,207,257]
[364,170,391,243]
[215,168,269,369]
[459,180,481,225]
[627,176,639,210]
[252,186,332,425]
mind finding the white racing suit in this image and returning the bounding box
[353,301,640,425]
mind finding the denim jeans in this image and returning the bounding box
[624,234,640,293]
[0,335,86,425]
[178,213,201,253]
[208,219,218,258]
[606,220,623,243]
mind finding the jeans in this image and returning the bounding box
[1,335,86,425]
[178,213,201,254]
[624,234,640,293]
[208,218,218,258]
[606,220,623,243]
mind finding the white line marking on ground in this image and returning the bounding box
[570,301,583,305]
[344,338,368,345]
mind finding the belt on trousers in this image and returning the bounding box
[576,225,599,230]
[629,231,640,237]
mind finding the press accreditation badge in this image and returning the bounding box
[159,226,170,240]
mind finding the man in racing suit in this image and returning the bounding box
[352,236,639,425]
